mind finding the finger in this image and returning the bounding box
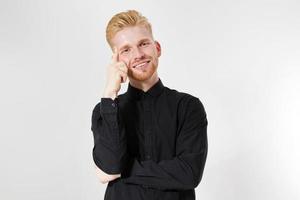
[120,61,128,71]
[119,70,127,79]
[119,71,127,83]
[118,68,127,75]
[117,62,128,74]
[111,47,119,63]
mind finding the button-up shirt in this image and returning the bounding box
[91,78,208,200]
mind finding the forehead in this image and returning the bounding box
[111,26,153,48]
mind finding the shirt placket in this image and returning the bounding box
[142,95,153,161]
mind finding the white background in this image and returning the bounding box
[1,0,300,199]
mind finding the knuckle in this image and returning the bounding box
[119,69,125,74]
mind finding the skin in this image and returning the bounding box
[96,25,162,184]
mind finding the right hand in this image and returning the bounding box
[94,163,121,184]
[103,47,128,99]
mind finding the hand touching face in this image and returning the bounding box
[111,26,161,81]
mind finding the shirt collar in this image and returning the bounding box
[126,78,165,100]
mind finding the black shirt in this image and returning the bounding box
[91,78,208,200]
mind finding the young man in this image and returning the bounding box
[91,10,208,200]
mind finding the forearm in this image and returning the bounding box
[91,97,128,174]
[122,149,207,190]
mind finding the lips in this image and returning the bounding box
[132,60,150,68]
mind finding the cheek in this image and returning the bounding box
[119,56,130,66]
[150,50,158,59]
[148,48,158,57]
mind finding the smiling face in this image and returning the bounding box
[111,25,161,82]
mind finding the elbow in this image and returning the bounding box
[192,176,202,188]
[191,166,206,188]
[185,174,202,189]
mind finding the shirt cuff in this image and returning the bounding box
[100,97,118,114]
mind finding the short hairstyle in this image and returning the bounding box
[106,10,153,48]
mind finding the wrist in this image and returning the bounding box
[102,90,117,100]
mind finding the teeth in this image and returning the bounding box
[135,61,148,68]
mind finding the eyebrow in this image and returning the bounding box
[119,38,151,50]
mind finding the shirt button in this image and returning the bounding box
[111,102,116,107]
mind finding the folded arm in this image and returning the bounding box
[122,97,208,190]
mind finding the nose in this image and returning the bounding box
[132,47,145,60]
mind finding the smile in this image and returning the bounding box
[133,60,150,68]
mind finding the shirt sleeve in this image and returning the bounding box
[122,96,208,190]
[91,97,128,174]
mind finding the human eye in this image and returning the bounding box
[140,41,150,47]
[121,48,130,54]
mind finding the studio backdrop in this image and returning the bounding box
[1,0,299,199]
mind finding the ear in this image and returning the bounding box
[154,41,161,57]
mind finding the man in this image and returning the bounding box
[91,10,208,200]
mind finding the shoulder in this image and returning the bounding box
[165,87,205,109]
[163,87,207,121]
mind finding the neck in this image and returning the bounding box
[129,73,159,92]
